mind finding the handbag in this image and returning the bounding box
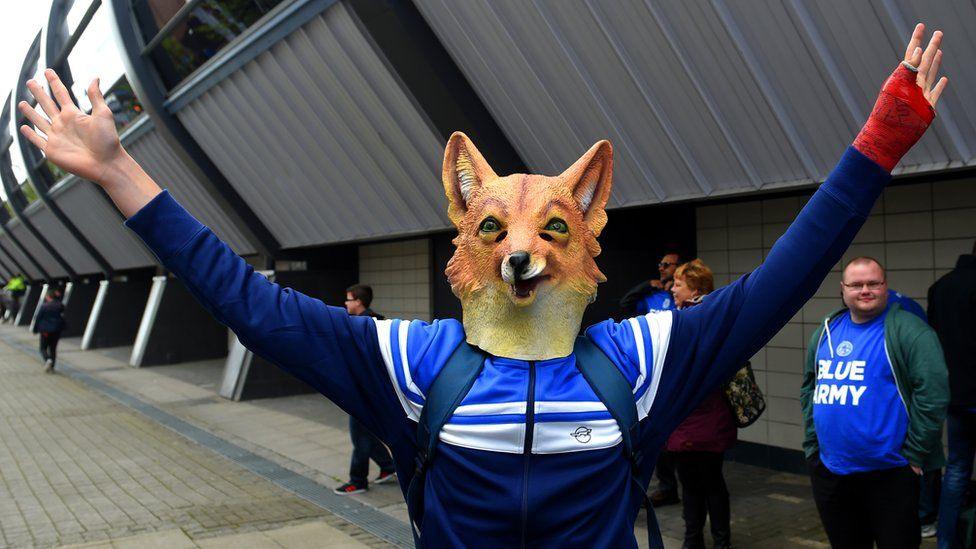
[723,361,766,428]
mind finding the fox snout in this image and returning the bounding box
[501,251,546,284]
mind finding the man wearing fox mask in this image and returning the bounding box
[20,24,947,549]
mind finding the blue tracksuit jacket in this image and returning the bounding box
[125,147,889,547]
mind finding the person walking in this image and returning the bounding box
[930,241,976,549]
[3,273,26,323]
[32,289,65,373]
[802,256,949,548]
[621,251,683,507]
[666,259,735,549]
[334,284,397,495]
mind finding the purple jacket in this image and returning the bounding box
[666,297,737,453]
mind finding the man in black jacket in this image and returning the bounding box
[33,289,65,373]
[334,284,397,495]
[930,241,976,547]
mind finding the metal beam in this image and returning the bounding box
[139,0,206,56]
[50,0,103,69]
[13,31,97,279]
[108,0,280,260]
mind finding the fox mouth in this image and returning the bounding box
[511,275,550,300]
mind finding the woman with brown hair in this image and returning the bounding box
[668,259,736,549]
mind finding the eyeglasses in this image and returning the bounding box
[658,262,678,268]
[841,281,885,291]
[344,298,358,303]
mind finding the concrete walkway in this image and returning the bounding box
[0,330,386,548]
[2,324,929,548]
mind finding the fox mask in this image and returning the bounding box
[442,132,613,360]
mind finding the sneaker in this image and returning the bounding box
[374,470,397,485]
[333,481,367,495]
[921,523,936,538]
[650,489,680,507]
[44,359,53,373]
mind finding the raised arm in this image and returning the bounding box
[641,24,949,437]
[17,71,408,439]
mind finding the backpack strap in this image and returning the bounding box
[406,340,485,546]
[574,336,664,549]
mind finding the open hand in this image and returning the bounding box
[18,69,124,185]
[852,23,948,172]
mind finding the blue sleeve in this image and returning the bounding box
[586,312,673,421]
[889,290,928,322]
[124,191,440,440]
[645,147,891,439]
[372,317,466,421]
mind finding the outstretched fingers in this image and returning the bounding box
[17,101,51,134]
[45,69,76,112]
[929,76,949,107]
[87,78,109,114]
[904,23,924,64]
[917,30,942,84]
[26,79,59,119]
[926,50,943,89]
[19,125,47,152]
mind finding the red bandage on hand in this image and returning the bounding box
[852,63,935,172]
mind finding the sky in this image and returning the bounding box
[1,0,53,191]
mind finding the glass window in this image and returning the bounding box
[66,5,128,113]
[65,0,99,35]
[103,78,145,132]
[20,180,39,206]
[133,0,287,89]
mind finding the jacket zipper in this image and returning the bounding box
[520,360,537,548]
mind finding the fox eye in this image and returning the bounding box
[544,218,568,234]
[479,217,501,233]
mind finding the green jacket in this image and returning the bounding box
[801,303,949,471]
[3,276,25,292]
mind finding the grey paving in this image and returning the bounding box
[0,325,936,548]
[0,333,390,548]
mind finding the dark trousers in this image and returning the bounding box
[938,410,976,549]
[809,457,920,549]
[655,449,679,494]
[919,468,941,526]
[349,417,394,486]
[39,332,60,366]
[674,451,731,548]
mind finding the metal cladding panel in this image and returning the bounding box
[415,0,976,205]
[0,233,39,280]
[8,219,67,278]
[125,127,256,256]
[177,2,447,248]
[52,178,157,270]
[24,203,100,275]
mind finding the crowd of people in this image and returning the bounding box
[614,243,976,549]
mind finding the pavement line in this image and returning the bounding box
[1,333,413,548]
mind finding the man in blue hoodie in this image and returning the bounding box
[18,24,948,549]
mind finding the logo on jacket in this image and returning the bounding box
[836,341,854,357]
[571,426,592,443]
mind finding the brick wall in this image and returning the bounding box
[696,178,976,451]
[358,239,432,322]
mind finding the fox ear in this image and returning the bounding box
[442,132,497,227]
[561,140,613,236]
